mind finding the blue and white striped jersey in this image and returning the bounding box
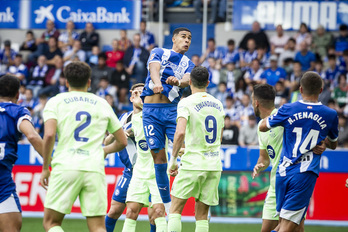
[117,111,137,172]
[141,48,195,104]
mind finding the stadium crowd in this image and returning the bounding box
[1,20,348,147]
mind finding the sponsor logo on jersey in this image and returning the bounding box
[138,140,149,151]
[267,145,276,159]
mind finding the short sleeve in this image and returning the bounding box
[185,60,195,74]
[257,121,267,150]
[260,70,266,79]
[107,105,122,134]
[327,112,339,142]
[43,98,58,122]
[17,106,32,133]
[267,105,289,128]
[147,48,163,66]
[177,100,190,121]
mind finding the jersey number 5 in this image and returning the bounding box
[292,127,319,157]
[205,115,217,144]
[74,111,91,142]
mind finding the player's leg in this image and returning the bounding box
[278,218,298,232]
[43,208,65,232]
[195,200,210,232]
[168,196,188,232]
[86,216,107,232]
[148,177,167,232]
[147,205,157,232]
[122,202,143,232]
[261,192,279,232]
[0,192,22,232]
[295,219,305,232]
[261,219,279,232]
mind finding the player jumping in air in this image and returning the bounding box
[167,66,225,232]
[251,83,326,232]
[0,74,44,232]
[259,72,339,232]
[140,27,195,211]
[40,61,127,232]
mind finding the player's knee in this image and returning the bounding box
[107,206,123,218]
[153,206,165,218]
[125,207,139,220]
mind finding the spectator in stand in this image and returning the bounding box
[335,24,348,56]
[20,88,38,109]
[338,114,348,148]
[237,94,255,127]
[105,94,118,115]
[295,22,312,51]
[7,54,28,85]
[257,45,270,68]
[0,40,16,66]
[58,20,79,52]
[325,55,341,89]
[200,38,223,68]
[91,53,113,92]
[239,21,270,51]
[234,76,249,101]
[63,40,86,66]
[244,59,263,84]
[27,55,48,97]
[220,61,242,94]
[224,96,237,119]
[39,62,67,97]
[286,61,302,85]
[312,25,334,59]
[193,0,220,23]
[278,38,297,67]
[79,22,99,58]
[110,61,130,106]
[294,41,316,71]
[270,25,290,55]
[206,57,221,95]
[314,60,326,79]
[20,31,37,52]
[215,82,229,107]
[123,33,149,84]
[332,74,348,109]
[43,56,64,86]
[140,20,156,52]
[191,54,201,67]
[106,39,125,68]
[238,114,258,146]
[88,46,100,67]
[43,37,63,67]
[118,29,132,52]
[240,38,258,70]
[222,39,239,67]
[274,81,290,108]
[338,49,348,74]
[221,115,239,145]
[95,76,117,103]
[261,55,286,86]
[17,85,26,105]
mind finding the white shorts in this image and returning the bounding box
[0,193,21,214]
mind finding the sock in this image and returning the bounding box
[164,202,171,216]
[105,215,117,232]
[154,163,171,203]
[168,214,182,232]
[121,218,136,232]
[154,217,167,232]
[271,231,277,232]
[150,223,156,232]
[48,226,64,232]
[195,220,209,232]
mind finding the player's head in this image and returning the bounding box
[300,71,323,96]
[172,27,192,54]
[130,83,145,102]
[64,61,91,89]
[0,74,20,100]
[252,84,276,117]
[190,66,209,89]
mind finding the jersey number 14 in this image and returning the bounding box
[292,127,319,157]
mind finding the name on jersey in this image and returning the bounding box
[287,112,327,130]
[194,101,222,112]
[64,96,97,105]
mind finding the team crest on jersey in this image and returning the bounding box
[179,61,188,68]
[138,140,149,151]
[0,107,5,112]
[267,145,276,159]
[115,189,120,196]
[149,138,155,145]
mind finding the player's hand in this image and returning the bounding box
[166,76,180,86]
[313,141,326,155]
[40,169,50,190]
[153,82,163,94]
[252,163,265,179]
[104,134,115,146]
[168,165,178,177]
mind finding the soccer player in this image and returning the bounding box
[0,74,44,232]
[121,83,167,232]
[259,72,338,232]
[140,27,195,209]
[251,83,325,232]
[40,61,128,232]
[167,66,225,232]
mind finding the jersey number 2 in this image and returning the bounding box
[292,127,319,157]
[205,115,217,144]
[74,111,91,142]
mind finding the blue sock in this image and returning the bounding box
[150,223,156,232]
[154,163,171,203]
[105,215,117,232]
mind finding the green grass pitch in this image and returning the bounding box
[22,218,347,232]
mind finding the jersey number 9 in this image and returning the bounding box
[205,115,217,144]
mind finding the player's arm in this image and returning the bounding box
[40,119,57,189]
[19,120,44,156]
[168,117,187,175]
[149,62,163,94]
[103,128,127,158]
[166,73,190,89]
[324,137,337,150]
[252,149,270,179]
[259,117,271,132]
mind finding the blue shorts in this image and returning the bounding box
[142,103,177,151]
[276,171,317,224]
[112,170,132,203]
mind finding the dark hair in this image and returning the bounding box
[288,38,296,44]
[27,30,34,36]
[300,22,309,32]
[225,115,231,120]
[208,38,215,43]
[300,71,323,95]
[249,115,257,121]
[98,52,107,60]
[340,24,348,31]
[227,39,235,46]
[343,50,348,57]
[130,83,145,91]
[253,84,276,108]
[172,27,191,37]
[64,61,91,88]
[15,54,23,58]
[327,54,336,60]
[0,74,20,98]
[190,66,209,89]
